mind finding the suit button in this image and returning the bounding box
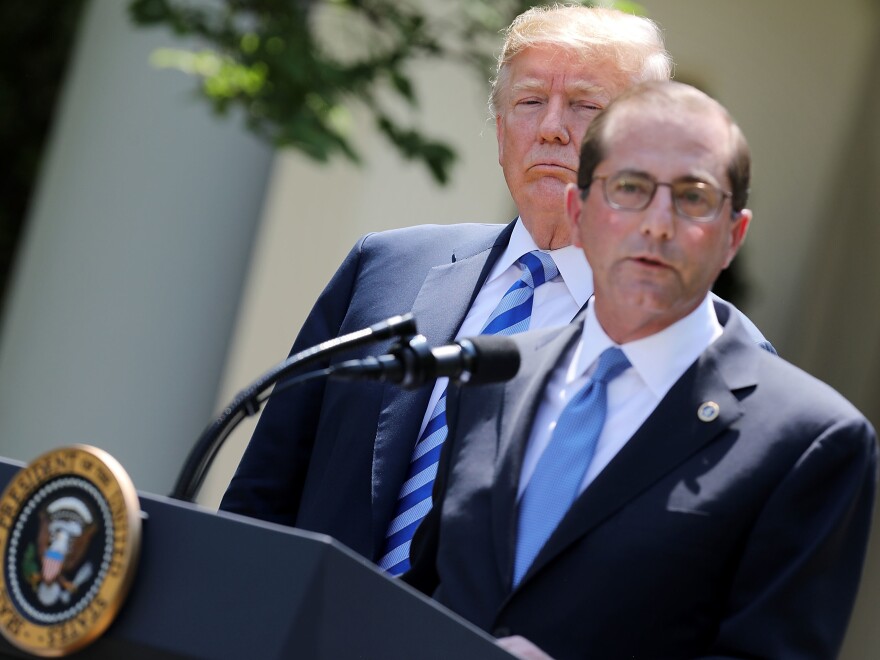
[493,626,511,638]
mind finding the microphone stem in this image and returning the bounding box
[170,368,330,503]
[169,314,417,503]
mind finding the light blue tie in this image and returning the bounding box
[378,251,559,575]
[513,346,630,586]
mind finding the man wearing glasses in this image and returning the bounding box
[221,4,773,575]
[405,81,877,660]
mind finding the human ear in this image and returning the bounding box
[565,183,584,248]
[723,209,751,268]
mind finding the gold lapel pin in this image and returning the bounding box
[697,401,720,422]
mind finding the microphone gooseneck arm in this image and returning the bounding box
[170,314,418,502]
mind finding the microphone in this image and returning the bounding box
[330,335,520,389]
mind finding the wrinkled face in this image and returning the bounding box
[567,107,750,341]
[496,46,626,248]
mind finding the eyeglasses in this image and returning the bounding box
[585,170,733,222]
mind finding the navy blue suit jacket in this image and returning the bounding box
[221,222,515,560]
[405,302,877,659]
[221,222,774,564]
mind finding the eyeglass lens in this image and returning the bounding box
[604,172,724,220]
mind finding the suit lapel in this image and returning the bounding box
[369,223,514,559]
[516,306,761,588]
[491,321,584,587]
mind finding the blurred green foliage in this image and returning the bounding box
[129,0,593,185]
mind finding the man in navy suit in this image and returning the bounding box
[404,81,877,659]
[219,7,769,566]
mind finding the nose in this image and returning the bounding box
[538,96,570,144]
[639,184,675,239]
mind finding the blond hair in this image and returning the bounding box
[490,4,672,114]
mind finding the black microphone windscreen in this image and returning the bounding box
[462,335,520,385]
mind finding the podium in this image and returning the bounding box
[0,458,512,659]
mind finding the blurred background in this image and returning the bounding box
[0,0,877,656]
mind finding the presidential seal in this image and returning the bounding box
[0,445,141,657]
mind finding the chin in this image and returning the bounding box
[614,285,681,313]
[520,181,567,212]
[534,172,571,189]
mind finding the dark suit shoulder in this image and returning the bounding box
[753,347,870,423]
[357,223,508,260]
[714,301,870,434]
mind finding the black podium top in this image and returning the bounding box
[0,458,512,660]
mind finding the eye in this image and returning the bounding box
[675,183,716,212]
[683,188,708,203]
[611,175,651,197]
[513,95,544,107]
[602,172,654,208]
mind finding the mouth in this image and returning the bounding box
[629,254,671,269]
[529,162,575,173]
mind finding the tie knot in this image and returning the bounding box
[517,251,559,289]
[591,347,630,384]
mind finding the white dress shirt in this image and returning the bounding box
[518,295,723,498]
[415,219,593,441]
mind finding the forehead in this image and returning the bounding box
[602,106,732,182]
[505,45,627,96]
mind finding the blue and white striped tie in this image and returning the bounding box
[378,250,559,575]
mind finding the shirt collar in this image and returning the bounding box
[577,295,722,399]
[489,218,593,308]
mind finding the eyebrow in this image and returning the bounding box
[509,78,610,98]
[675,170,724,187]
[615,169,724,187]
